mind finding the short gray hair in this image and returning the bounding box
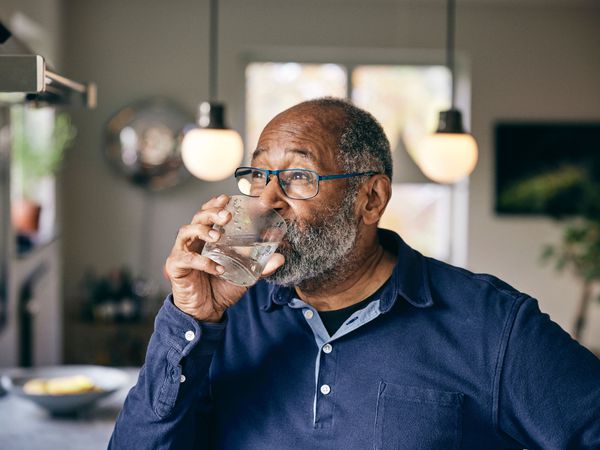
[299,97,393,181]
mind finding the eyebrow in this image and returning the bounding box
[251,147,317,162]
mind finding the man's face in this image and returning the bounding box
[251,106,360,287]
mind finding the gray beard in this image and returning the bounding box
[266,195,358,288]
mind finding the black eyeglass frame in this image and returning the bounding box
[234,166,380,200]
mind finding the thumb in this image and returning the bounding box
[261,253,285,277]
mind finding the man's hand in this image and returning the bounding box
[164,194,285,322]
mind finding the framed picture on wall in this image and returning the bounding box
[495,122,600,217]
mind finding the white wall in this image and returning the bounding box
[61,0,600,351]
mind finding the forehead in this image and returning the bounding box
[252,107,345,171]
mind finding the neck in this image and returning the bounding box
[295,228,396,311]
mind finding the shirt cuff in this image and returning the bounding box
[154,294,227,358]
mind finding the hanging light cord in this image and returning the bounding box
[447,0,456,109]
[209,0,219,101]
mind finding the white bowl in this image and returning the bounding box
[0,365,130,415]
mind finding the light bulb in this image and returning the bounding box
[418,132,478,184]
[181,128,243,181]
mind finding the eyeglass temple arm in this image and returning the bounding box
[319,171,378,181]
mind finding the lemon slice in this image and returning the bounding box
[23,375,98,395]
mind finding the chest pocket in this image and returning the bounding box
[374,381,463,450]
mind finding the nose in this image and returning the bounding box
[259,173,289,212]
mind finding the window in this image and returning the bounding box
[246,63,347,152]
[246,61,464,263]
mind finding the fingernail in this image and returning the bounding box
[209,230,219,240]
[218,210,228,218]
[216,265,225,274]
[218,194,227,201]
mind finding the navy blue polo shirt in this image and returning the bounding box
[109,229,600,449]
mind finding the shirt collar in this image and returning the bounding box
[261,228,434,312]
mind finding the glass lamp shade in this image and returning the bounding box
[181,127,243,181]
[418,132,478,184]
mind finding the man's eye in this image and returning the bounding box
[251,171,265,180]
[289,171,311,181]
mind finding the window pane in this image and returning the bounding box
[352,65,451,161]
[352,65,453,260]
[379,184,451,261]
[245,63,347,153]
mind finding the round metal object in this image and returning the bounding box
[105,98,193,191]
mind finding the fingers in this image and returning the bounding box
[175,201,232,252]
[261,253,285,277]
[191,207,231,226]
[174,223,219,251]
[165,250,225,279]
[199,194,230,212]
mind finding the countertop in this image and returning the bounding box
[0,368,138,450]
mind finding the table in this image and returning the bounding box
[0,368,138,450]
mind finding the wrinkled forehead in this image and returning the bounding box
[252,106,346,172]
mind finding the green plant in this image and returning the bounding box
[541,218,600,340]
[504,164,600,341]
[11,105,77,200]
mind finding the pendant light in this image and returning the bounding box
[418,0,478,184]
[181,0,243,181]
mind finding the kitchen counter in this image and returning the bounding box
[0,368,138,450]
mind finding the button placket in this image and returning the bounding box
[288,298,342,430]
[313,340,338,429]
[288,296,384,430]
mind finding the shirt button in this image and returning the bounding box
[320,384,331,395]
[180,374,186,383]
[322,344,333,354]
[303,309,314,319]
[184,330,195,341]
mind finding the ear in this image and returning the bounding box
[358,175,392,226]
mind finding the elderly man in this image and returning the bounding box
[110,98,600,449]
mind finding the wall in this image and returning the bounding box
[62,0,600,352]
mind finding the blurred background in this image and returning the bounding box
[0,0,599,434]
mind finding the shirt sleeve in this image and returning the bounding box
[109,295,227,450]
[495,295,600,449]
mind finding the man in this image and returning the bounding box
[110,98,600,449]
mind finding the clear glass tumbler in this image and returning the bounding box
[201,195,287,286]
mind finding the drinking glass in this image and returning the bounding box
[201,195,287,286]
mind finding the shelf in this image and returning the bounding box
[66,319,154,366]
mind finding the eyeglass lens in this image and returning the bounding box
[236,168,318,200]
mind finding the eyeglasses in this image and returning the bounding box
[234,166,379,200]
